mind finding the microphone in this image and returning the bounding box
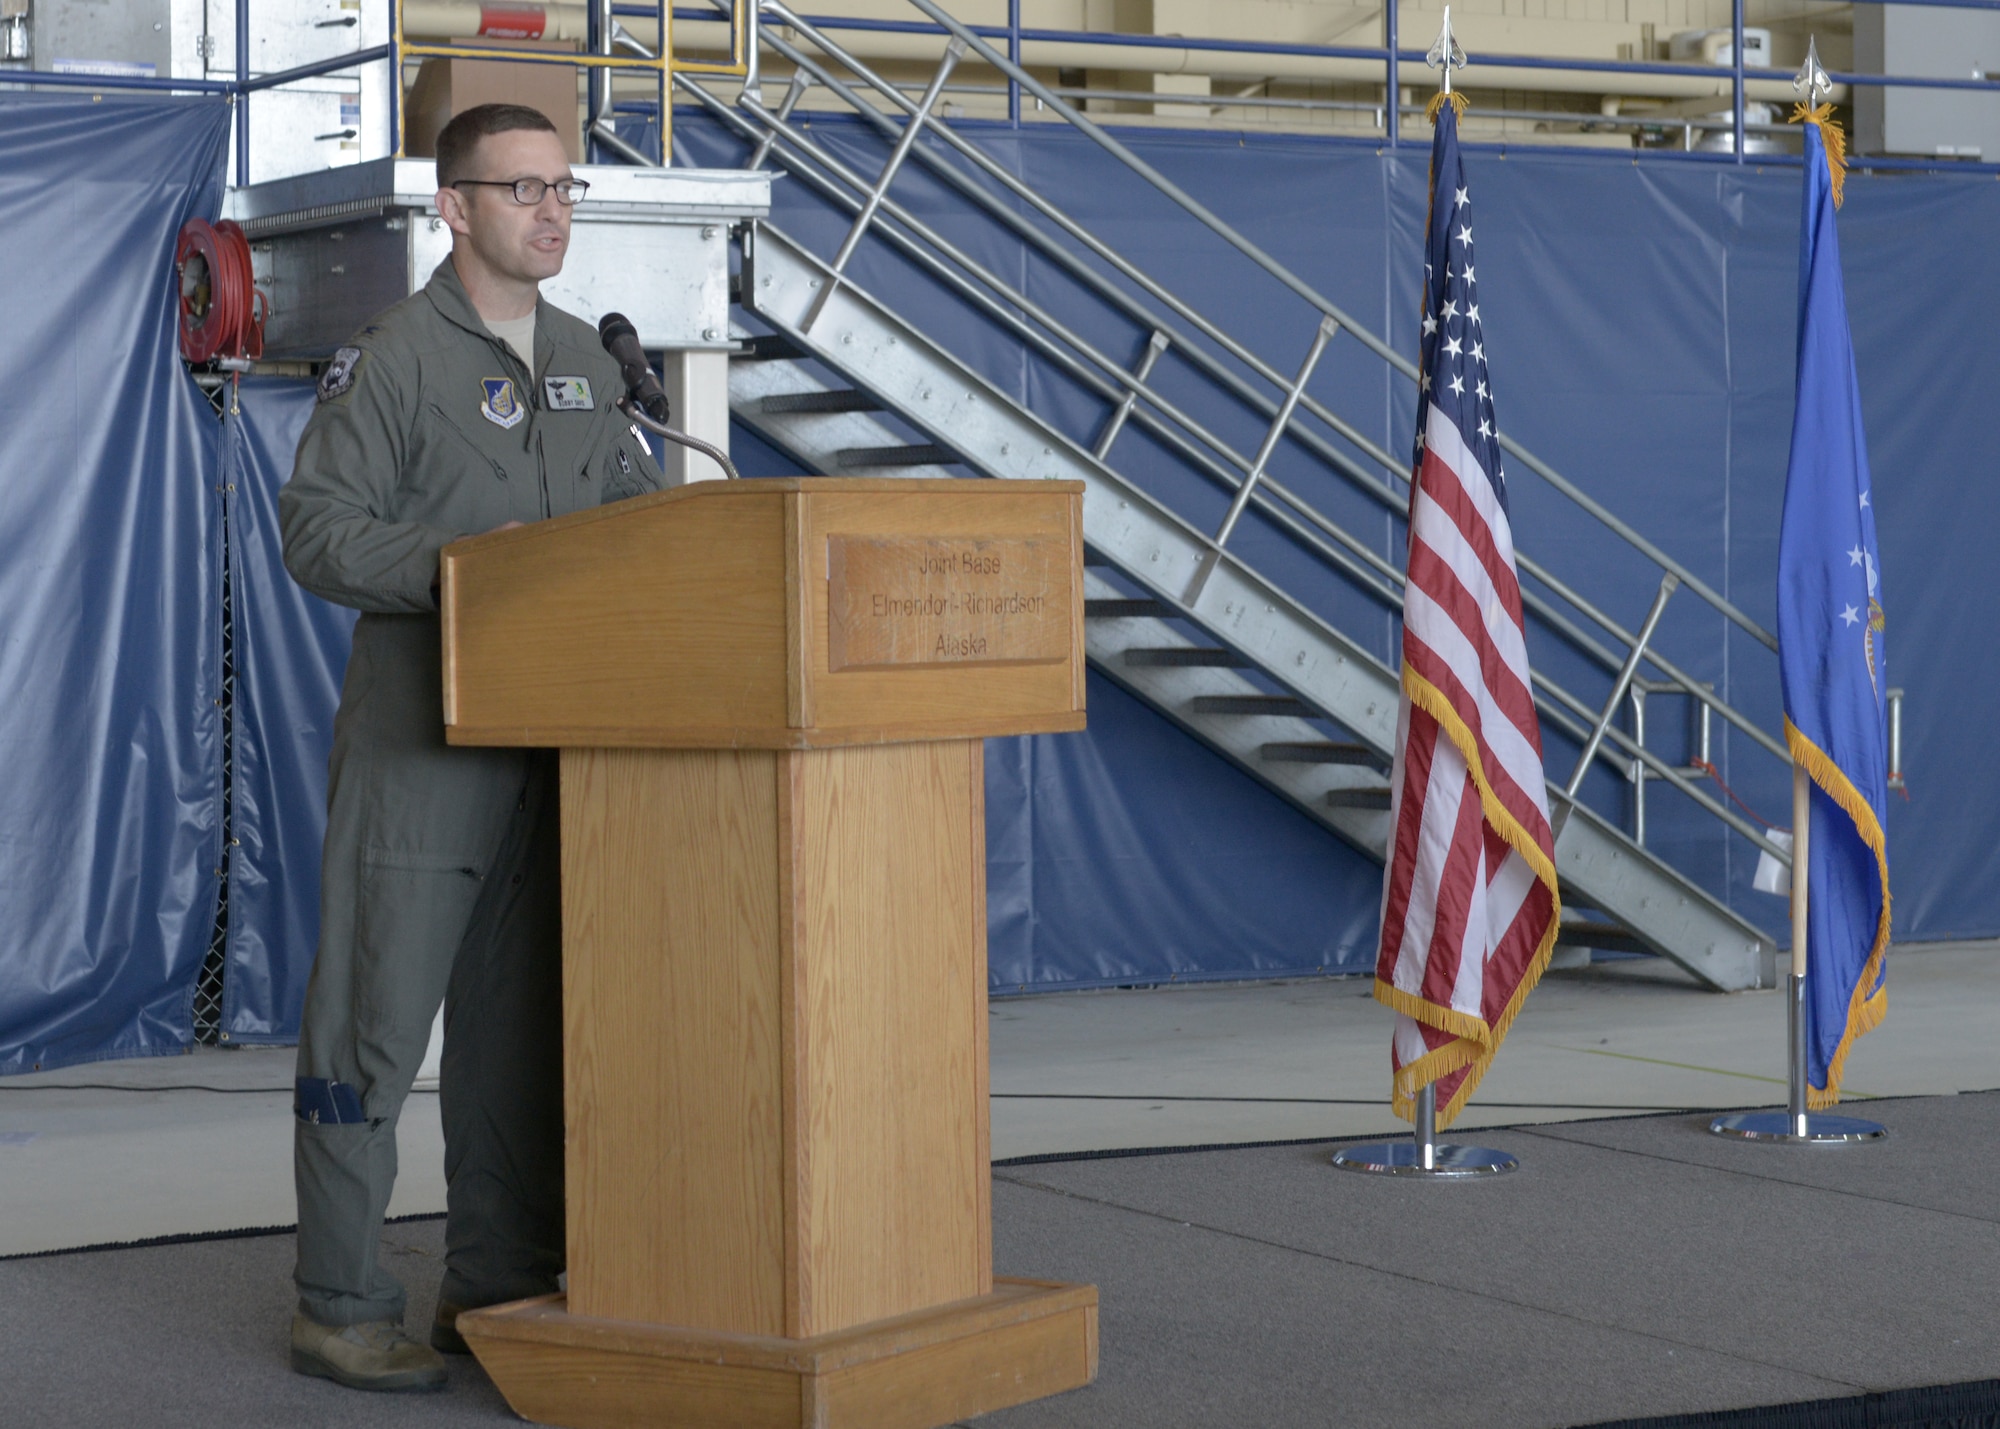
[597,312,671,426]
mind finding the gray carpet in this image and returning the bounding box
[6,1092,1998,1427]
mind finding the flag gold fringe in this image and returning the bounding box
[1371,663,1563,1130]
[1783,717,1891,1108]
[1426,90,1470,125]
[1790,102,1847,208]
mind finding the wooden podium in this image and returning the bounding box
[437,478,1096,1429]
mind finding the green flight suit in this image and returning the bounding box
[280,255,662,1328]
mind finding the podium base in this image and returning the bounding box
[459,1277,1098,1429]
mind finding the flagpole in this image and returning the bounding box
[1333,10,1519,1181]
[1711,46,1885,1144]
[1788,762,1812,1136]
[1711,761,1882,1143]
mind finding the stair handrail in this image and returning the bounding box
[897,0,1783,654]
[697,5,1797,863]
[734,3,1789,770]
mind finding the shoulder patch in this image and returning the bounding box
[318,347,363,403]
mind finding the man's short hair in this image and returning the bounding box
[436,103,560,189]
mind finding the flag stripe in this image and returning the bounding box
[1387,714,1470,994]
[1418,771,1489,1011]
[1402,610,1554,842]
[1405,534,1540,746]
[1421,405,1528,623]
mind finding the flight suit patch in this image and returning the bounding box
[543,375,593,410]
[318,347,362,403]
[480,377,525,429]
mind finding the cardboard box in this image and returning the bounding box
[405,36,582,164]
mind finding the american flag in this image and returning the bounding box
[1374,101,1562,1128]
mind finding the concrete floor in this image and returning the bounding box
[989,939,2000,1156]
[2,940,1995,1258]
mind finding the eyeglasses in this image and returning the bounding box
[452,177,590,206]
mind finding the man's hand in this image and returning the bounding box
[490,520,525,533]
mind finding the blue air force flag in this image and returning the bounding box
[1775,117,1890,1108]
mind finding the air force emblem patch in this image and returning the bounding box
[480,377,525,429]
[318,347,361,403]
[543,375,593,411]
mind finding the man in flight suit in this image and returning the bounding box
[280,103,661,1391]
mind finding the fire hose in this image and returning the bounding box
[176,218,266,367]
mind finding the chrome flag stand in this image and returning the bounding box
[1709,767,1885,1145]
[1332,1083,1519,1178]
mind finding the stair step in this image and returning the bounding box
[1261,742,1388,771]
[1125,648,1247,669]
[760,388,882,415]
[1326,787,1393,811]
[1085,598,1174,619]
[735,333,806,362]
[836,443,957,468]
[1555,920,1653,954]
[1190,694,1315,717]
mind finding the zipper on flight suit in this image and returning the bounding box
[493,332,553,521]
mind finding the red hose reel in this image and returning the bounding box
[176,218,267,365]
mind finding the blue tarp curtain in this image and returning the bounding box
[0,96,231,1072]
[2,101,1993,1069]
[219,381,357,1042]
[682,112,1992,948]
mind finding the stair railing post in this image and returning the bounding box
[1559,572,1679,818]
[1092,329,1171,460]
[589,0,612,159]
[1008,0,1022,127]
[1731,0,1747,163]
[745,68,812,170]
[1384,0,1399,147]
[742,0,761,101]
[798,35,969,333]
[1628,683,1647,847]
[1183,314,1340,604]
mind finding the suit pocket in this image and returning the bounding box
[425,402,511,483]
[351,857,486,1100]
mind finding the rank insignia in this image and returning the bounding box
[544,375,593,411]
[480,377,524,429]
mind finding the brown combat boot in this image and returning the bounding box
[290,1312,448,1391]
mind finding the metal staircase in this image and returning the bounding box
[694,0,1789,992]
